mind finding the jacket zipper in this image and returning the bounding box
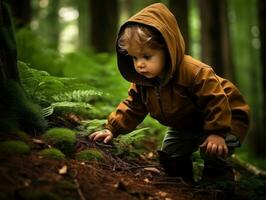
[155,85,166,119]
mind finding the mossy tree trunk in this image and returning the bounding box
[258,0,266,157]
[89,0,119,52]
[199,0,235,80]
[169,0,190,54]
[0,1,46,134]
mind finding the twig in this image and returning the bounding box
[126,164,161,170]
[74,178,86,200]
[95,141,113,148]
[232,154,266,178]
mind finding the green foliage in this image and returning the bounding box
[239,175,266,192]
[16,28,65,76]
[51,90,103,103]
[79,119,107,136]
[16,29,128,106]
[0,140,30,155]
[50,102,92,116]
[42,128,76,155]
[39,148,65,160]
[236,148,266,171]
[113,128,149,156]
[75,149,104,161]
[18,62,111,119]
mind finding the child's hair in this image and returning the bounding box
[118,24,166,54]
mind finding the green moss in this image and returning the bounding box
[42,128,76,155]
[55,180,76,190]
[16,190,60,200]
[0,140,30,155]
[39,148,65,160]
[16,130,32,143]
[75,149,104,161]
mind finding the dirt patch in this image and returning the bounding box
[0,135,265,200]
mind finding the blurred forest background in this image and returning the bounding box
[1,0,266,169]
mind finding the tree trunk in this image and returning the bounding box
[90,0,119,52]
[0,0,19,84]
[169,0,190,54]
[78,1,90,49]
[199,0,234,80]
[46,0,60,49]
[7,0,31,28]
[258,0,266,157]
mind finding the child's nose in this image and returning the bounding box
[136,60,145,69]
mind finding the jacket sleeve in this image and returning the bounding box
[105,83,148,137]
[192,67,231,137]
[220,78,250,143]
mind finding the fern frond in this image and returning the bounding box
[111,128,149,157]
[116,128,150,145]
[51,101,92,109]
[51,90,103,103]
[42,106,54,118]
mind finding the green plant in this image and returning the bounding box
[113,128,149,156]
[80,119,107,135]
[42,128,76,155]
[39,148,65,160]
[0,140,30,155]
[18,62,110,119]
[75,149,104,161]
[51,90,103,103]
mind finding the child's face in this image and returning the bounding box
[127,43,165,79]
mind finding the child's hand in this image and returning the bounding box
[88,129,113,143]
[200,134,228,157]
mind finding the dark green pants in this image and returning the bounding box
[160,128,240,167]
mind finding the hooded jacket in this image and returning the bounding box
[105,3,250,143]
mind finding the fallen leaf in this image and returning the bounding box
[143,178,150,183]
[58,165,68,175]
[157,191,167,197]
[32,139,45,145]
[147,152,154,159]
[144,167,160,174]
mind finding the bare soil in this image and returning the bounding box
[0,134,265,200]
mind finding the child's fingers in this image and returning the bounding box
[103,135,113,143]
[217,145,224,156]
[93,132,107,141]
[205,142,213,154]
[89,131,105,141]
[210,144,218,155]
[199,140,208,148]
[88,132,99,140]
[223,145,229,157]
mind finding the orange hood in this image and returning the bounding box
[116,3,185,86]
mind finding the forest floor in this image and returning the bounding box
[1,132,266,200]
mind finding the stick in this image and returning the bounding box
[232,154,266,178]
[74,178,86,200]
